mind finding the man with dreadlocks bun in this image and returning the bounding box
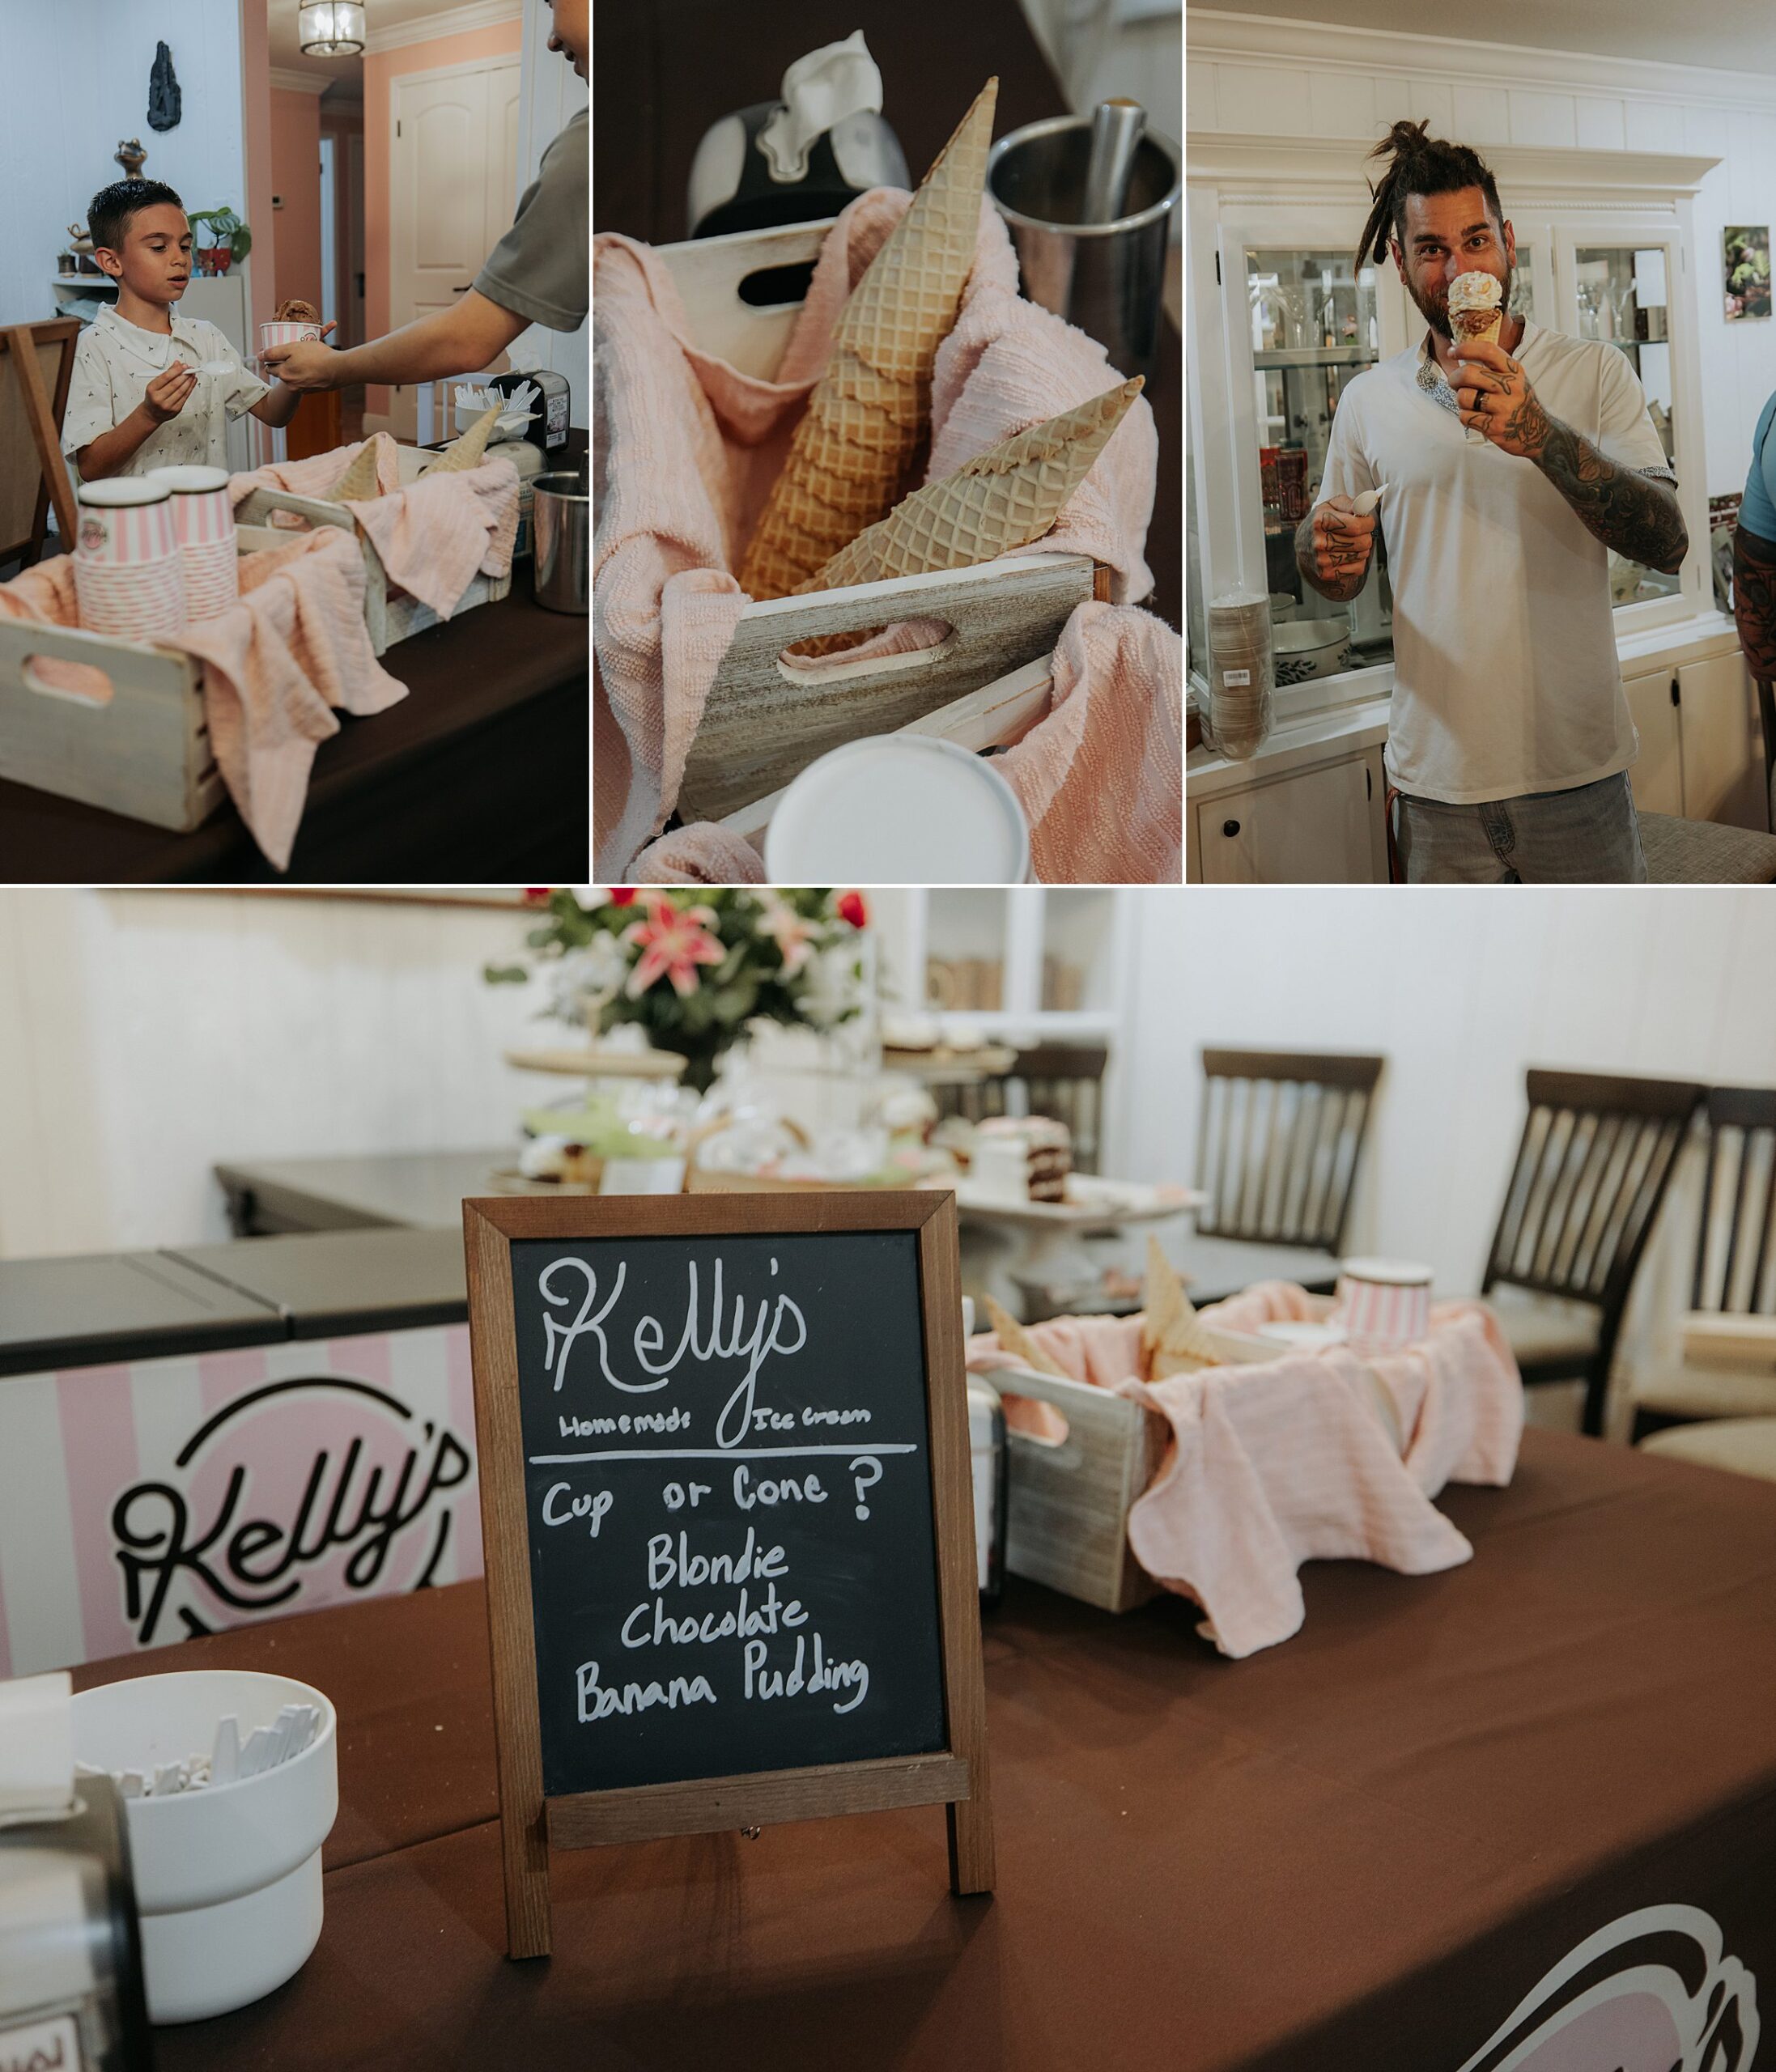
[1298,122,1687,884]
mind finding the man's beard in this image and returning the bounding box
[1410,261,1513,342]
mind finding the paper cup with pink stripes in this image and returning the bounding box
[1334,1259,1433,1350]
[74,552,187,639]
[75,478,178,565]
[151,466,239,620]
[259,320,322,351]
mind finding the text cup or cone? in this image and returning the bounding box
[738,78,999,601]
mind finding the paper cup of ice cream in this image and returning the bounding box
[259,320,322,351]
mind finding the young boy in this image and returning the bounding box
[62,179,311,480]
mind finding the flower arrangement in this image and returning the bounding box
[485,887,870,1091]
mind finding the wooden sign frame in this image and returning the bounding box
[461,1188,994,1958]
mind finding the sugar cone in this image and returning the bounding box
[738,79,998,601]
[983,1296,1071,1380]
[420,403,502,475]
[328,437,386,503]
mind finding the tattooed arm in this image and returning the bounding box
[1733,522,1776,680]
[1453,340,1689,575]
[1295,495,1378,602]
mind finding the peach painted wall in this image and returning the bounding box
[363,19,523,416]
[270,91,325,316]
[237,0,275,339]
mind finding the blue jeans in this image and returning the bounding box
[1393,773,1649,884]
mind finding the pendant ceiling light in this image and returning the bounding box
[298,2,367,57]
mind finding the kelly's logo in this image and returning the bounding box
[111,1377,473,1645]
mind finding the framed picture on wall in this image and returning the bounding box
[1724,226,1771,321]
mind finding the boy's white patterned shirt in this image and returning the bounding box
[61,304,270,477]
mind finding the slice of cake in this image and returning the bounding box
[972,1115,1072,1204]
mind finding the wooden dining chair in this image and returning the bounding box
[935,1043,1110,1172]
[0,321,80,571]
[1629,1084,1776,1443]
[1170,1049,1386,1304]
[1481,1068,1706,1437]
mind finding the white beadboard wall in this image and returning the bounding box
[2,0,249,329]
[1188,10,1776,495]
[1115,886,1776,1306]
[0,891,573,1260]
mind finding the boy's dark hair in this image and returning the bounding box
[1356,121,1504,274]
[88,179,185,253]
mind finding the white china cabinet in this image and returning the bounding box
[1187,137,1767,876]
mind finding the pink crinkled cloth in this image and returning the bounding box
[0,533,403,872]
[231,433,520,618]
[594,189,1179,882]
[967,1284,1523,1659]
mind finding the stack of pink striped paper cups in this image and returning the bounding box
[73,479,185,639]
[1333,1259,1434,1353]
[151,465,239,621]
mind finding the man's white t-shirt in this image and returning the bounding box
[61,304,269,478]
[1318,322,1676,804]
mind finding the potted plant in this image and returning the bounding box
[187,207,253,278]
[486,887,871,1093]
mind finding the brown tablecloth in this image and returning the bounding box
[594,1,1179,634]
[0,577,589,884]
[76,1428,1776,2069]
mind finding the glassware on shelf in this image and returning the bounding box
[1578,245,1683,607]
[1242,247,1391,673]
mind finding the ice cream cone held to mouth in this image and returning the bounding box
[1447,270,1503,444]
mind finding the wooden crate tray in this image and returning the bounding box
[0,615,220,830]
[235,440,512,657]
[654,217,1105,825]
[716,655,1055,850]
[990,1328,1287,1615]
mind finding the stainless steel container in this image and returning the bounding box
[988,116,1181,377]
[531,472,588,615]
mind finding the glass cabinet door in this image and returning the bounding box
[1244,245,1393,677]
[1572,244,1680,607]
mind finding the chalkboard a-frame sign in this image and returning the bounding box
[461,1189,994,1958]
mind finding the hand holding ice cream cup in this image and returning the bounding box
[258,301,338,385]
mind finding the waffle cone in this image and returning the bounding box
[421,402,502,475]
[1141,1237,1218,1379]
[1450,310,1502,346]
[788,377,1141,656]
[329,437,386,502]
[737,79,998,600]
[983,1297,1072,1380]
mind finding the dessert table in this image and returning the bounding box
[79,1429,1776,2070]
[0,571,588,885]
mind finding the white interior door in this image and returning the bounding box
[389,56,520,439]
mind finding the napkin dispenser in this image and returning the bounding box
[686,32,908,240]
[490,367,570,453]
